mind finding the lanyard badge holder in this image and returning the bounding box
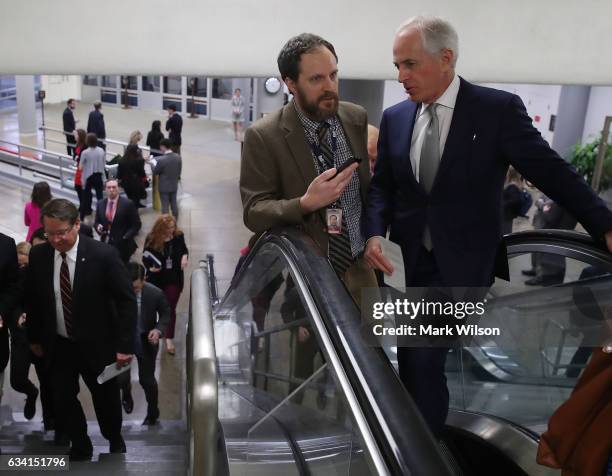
[311,130,344,235]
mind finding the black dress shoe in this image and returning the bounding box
[521,269,537,277]
[121,392,134,414]
[54,431,70,446]
[24,388,38,420]
[142,415,158,426]
[525,275,564,286]
[68,447,93,461]
[44,419,55,432]
[109,435,126,454]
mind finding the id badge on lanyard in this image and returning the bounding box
[326,208,342,234]
[166,242,173,270]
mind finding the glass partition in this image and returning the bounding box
[447,245,612,432]
[215,243,378,474]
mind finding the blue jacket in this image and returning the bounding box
[366,77,612,286]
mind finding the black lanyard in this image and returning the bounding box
[308,128,337,172]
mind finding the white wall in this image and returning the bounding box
[482,83,561,144]
[2,1,612,85]
[81,85,100,103]
[40,75,81,104]
[582,87,612,143]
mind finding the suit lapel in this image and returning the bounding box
[281,104,318,188]
[402,102,421,188]
[432,77,477,193]
[72,236,88,314]
[100,198,109,226]
[43,244,56,312]
[281,104,326,223]
[337,104,371,202]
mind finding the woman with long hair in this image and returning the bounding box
[73,128,87,214]
[142,214,189,355]
[146,121,164,157]
[117,144,147,208]
[24,181,52,241]
[502,166,527,235]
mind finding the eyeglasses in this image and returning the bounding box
[44,226,74,239]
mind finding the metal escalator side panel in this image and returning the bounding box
[214,228,456,476]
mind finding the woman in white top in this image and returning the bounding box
[230,88,245,141]
[78,132,106,219]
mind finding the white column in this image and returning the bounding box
[16,75,37,135]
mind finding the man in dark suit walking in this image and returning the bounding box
[26,199,136,460]
[87,101,106,150]
[240,33,377,303]
[0,233,19,402]
[165,104,183,155]
[153,139,182,219]
[94,179,141,263]
[62,98,77,157]
[365,15,612,438]
[118,263,170,425]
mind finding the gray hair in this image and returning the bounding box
[398,16,459,67]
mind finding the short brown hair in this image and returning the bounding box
[277,33,338,82]
[41,198,79,225]
[86,132,98,148]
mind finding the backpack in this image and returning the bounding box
[518,189,533,217]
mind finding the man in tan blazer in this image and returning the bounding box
[240,33,377,302]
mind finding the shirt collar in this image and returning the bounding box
[420,73,460,115]
[164,149,172,154]
[54,234,79,262]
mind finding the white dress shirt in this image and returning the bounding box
[410,73,460,181]
[53,235,79,338]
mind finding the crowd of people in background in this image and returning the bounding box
[0,169,190,459]
[62,99,184,220]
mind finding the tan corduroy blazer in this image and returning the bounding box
[240,101,371,255]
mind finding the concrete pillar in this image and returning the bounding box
[551,85,591,160]
[15,75,37,135]
[339,79,385,128]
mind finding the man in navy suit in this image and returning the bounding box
[26,199,135,460]
[87,101,106,150]
[165,104,183,155]
[62,98,77,157]
[364,16,612,437]
[94,179,141,262]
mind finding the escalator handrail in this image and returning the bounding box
[505,229,612,265]
[187,266,218,476]
[219,228,454,476]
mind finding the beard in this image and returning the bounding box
[295,87,339,122]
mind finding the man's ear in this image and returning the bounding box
[285,78,297,97]
[440,48,454,71]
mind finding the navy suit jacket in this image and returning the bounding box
[366,77,612,286]
[25,236,136,373]
[165,113,183,146]
[87,109,106,139]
